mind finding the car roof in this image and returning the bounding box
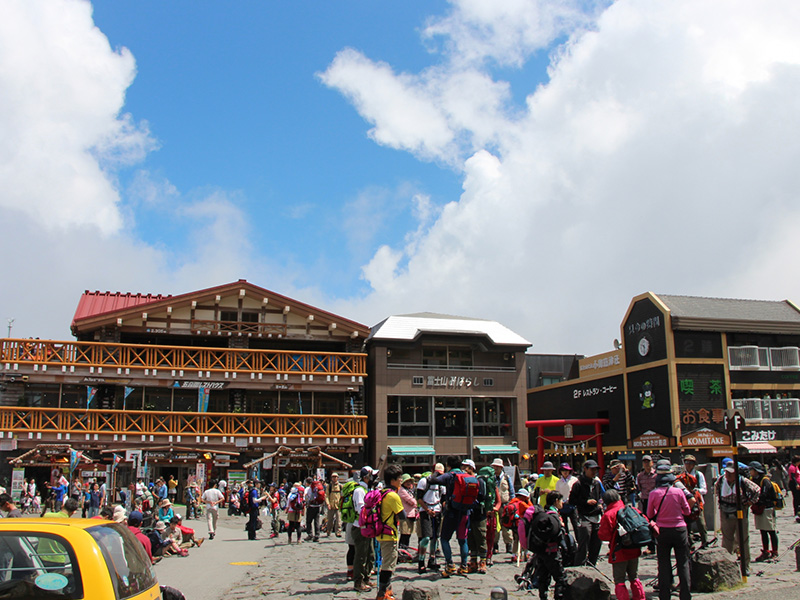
[0,518,115,532]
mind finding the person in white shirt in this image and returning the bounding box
[201,481,225,539]
[416,462,444,572]
[555,463,579,535]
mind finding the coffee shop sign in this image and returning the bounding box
[425,376,480,388]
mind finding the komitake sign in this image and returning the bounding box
[681,428,731,447]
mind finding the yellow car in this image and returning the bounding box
[0,518,161,599]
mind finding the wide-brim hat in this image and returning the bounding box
[516,488,530,498]
[155,521,166,531]
[683,454,697,463]
[541,461,555,470]
[112,506,126,523]
[491,458,505,468]
[656,463,673,474]
[642,455,652,461]
[159,499,171,508]
[559,463,572,471]
[583,460,598,469]
[400,473,413,484]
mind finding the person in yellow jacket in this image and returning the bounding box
[533,462,559,507]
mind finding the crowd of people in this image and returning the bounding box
[3,452,799,600]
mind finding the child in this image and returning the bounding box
[377,464,406,600]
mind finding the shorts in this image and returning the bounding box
[380,539,399,572]
[419,511,441,539]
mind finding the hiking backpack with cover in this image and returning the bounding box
[614,504,652,549]
[311,480,325,504]
[500,502,520,529]
[288,488,305,511]
[339,481,359,522]
[526,509,562,552]
[449,473,481,512]
[358,489,393,538]
[773,481,785,510]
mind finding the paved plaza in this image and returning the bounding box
[155,507,800,600]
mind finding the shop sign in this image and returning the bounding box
[740,429,777,442]
[579,350,623,376]
[325,446,348,452]
[710,447,734,457]
[82,377,131,385]
[277,458,290,467]
[172,381,228,390]
[125,450,142,463]
[274,384,295,390]
[11,469,24,497]
[0,440,17,452]
[423,375,480,389]
[42,447,69,456]
[617,452,636,460]
[681,428,731,447]
[80,470,107,478]
[630,430,671,449]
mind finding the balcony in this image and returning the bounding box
[732,398,800,421]
[0,406,367,448]
[0,338,367,379]
[728,345,800,371]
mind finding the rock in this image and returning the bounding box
[401,584,441,600]
[563,566,612,600]
[691,546,741,592]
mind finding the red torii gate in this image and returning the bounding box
[526,418,610,474]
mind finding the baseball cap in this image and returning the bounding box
[127,511,143,526]
[608,459,623,468]
[434,463,445,474]
[642,455,652,461]
[724,466,736,474]
[360,466,374,479]
[583,460,598,469]
[462,459,476,470]
[683,454,697,463]
[516,488,530,498]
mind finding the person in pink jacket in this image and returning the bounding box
[598,489,645,600]
[647,467,691,600]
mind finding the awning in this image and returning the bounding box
[738,441,777,454]
[475,445,520,455]
[388,445,436,457]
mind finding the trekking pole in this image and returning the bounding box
[585,563,614,585]
[753,536,800,576]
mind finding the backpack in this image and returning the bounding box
[358,489,393,538]
[500,502,520,529]
[288,488,305,511]
[478,473,496,513]
[310,481,325,505]
[772,481,785,510]
[526,509,563,552]
[614,505,652,550]
[449,473,481,512]
[340,481,359,523]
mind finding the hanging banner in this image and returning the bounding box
[69,450,83,474]
[86,386,98,409]
[198,387,210,413]
[11,469,25,497]
[111,454,122,471]
[123,387,135,410]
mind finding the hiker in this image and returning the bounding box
[568,459,604,567]
[555,463,578,536]
[533,462,558,507]
[680,455,707,547]
[416,462,444,573]
[472,465,500,572]
[636,455,657,554]
[305,477,325,542]
[598,489,646,600]
[286,482,305,544]
[492,458,515,554]
[375,464,406,600]
[461,460,488,574]
[352,467,376,592]
[715,462,760,576]
[647,463,691,600]
[788,455,800,517]
[341,472,361,581]
[529,491,568,600]
[750,461,779,562]
[397,474,418,548]
[325,473,343,538]
[602,460,637,506]
[505,487,532,562]
[428,456,482,577]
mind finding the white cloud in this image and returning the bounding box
[328,0,800,354]
[0,0,156,233]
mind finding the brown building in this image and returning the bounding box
[0,280,370,486]
[366,313,531,469]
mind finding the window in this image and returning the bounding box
[87,523,157,600]
[241,311,259,323]
[422,347,447,367]
[0,531,83,598]
[412,376,424,386]
[448,347,473,367]
[387,396,431,437]
[472,398,513,437]
[483,378,494,387]
[541,376,562,386]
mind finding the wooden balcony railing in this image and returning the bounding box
[0,406,367,439]
[0,338,366,377]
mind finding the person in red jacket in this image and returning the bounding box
[598,489,645,600]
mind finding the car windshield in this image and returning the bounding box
[0,531,83,599]
[86,524,156,600]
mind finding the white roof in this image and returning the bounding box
[368,313,531,347]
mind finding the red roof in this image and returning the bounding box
[72,291,170,326]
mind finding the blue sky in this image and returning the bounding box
[3,1,800,354]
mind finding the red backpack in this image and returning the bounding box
[310,480,325,504]
[500,501,520,529]
[450,473,481,512]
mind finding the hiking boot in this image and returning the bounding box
[755,549,771,562]
[770,550,779,560]
[353,581,372,592]
[427,559,439,571]
[477,559,487,574]
[505,544,512,554]
[467,559,478,573]
[417,561,427,574]
[440,563,457,578]
[457,564,470,576]
[377,589,396,600]
[194,538,205,547]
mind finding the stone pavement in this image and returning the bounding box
[159,507,800,599]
